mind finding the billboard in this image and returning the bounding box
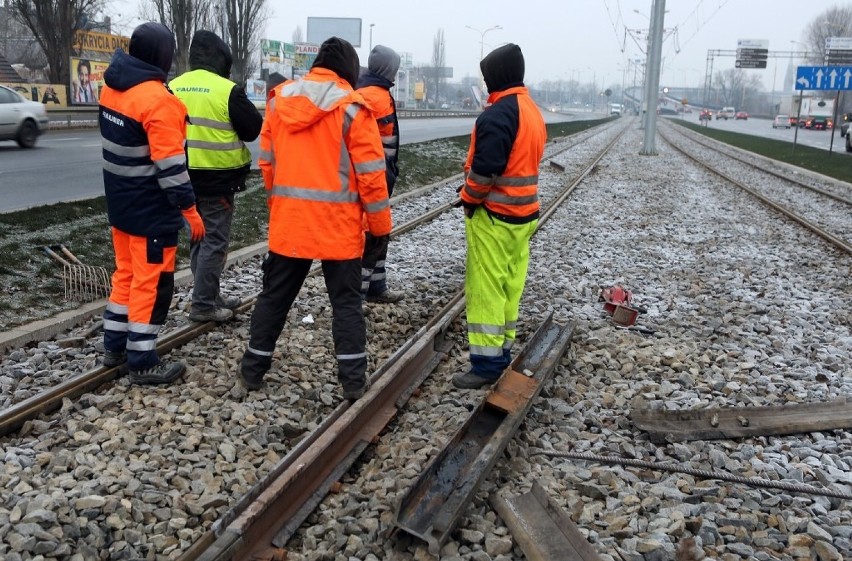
[70,57,109,105]
[246,79,267,102]
[73,30,130,54]
[294,43,321,77]
[306,17,361,47]
[2,83,68,108]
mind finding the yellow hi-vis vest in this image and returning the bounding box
[170,69,252,171]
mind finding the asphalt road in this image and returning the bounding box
[665,113,852,154]
[0,110,576,214]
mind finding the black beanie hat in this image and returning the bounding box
[129,22,175,75]
[311,37,360,88]
[480,43,525,94]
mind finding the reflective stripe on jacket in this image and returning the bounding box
[100,78,195,237]
[259,68,392,260]
[461,86,546,222]
[170,70,252,171]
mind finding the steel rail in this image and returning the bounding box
[667,122,852,207]
[658,128,852,255]
[180,121,631,560]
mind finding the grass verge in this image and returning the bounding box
[671,119,852,183]
[0,118,611,331]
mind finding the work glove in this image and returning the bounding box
[181,205,206,242]
[452,183,464,208]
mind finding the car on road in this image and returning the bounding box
[699,109,712,121]
[735,111,749,120]
[839,112,852,137]
[772,115,791,129]
[0,84,48,148]
[716,106,735,120]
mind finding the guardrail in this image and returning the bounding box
[47,106,482,130]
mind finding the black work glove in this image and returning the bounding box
[453,183,464,208]
[462,202,478,218]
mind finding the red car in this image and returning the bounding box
[735,111,749,120]
[699,109,712,121]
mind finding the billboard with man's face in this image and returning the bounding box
[70,57,109,105]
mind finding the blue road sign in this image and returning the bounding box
[795,66,852,90]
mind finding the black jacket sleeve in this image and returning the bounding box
[228,85,263,142]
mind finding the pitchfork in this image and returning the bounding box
[43,244,111,302]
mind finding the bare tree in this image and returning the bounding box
[292,25,303,44]
[803,5,852,63]
[140,0,214,74]
[429,28,445,107]
[222,0,266,84]
[7,0,104,84]
[713,68,762,111]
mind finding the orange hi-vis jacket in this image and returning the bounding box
[461,86,546,222]
[259,68,392,260]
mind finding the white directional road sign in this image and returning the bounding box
[795,66,852,90]
[825,37,852,50]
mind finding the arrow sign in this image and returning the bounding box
[796,65,852,90]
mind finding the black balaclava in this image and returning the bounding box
[311,37,360,88]
[480,43,525,94]
[129,22,175,75]
[189,30,233,78]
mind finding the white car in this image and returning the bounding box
[772,115,791,129]
[0,84,49,148]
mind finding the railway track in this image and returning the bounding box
[2,120,851,561]
[659,122,852,255]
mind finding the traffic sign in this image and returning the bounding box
[826,50,852,64]
[825,36,852,50]
[736,38,768,69]
[736,60,767,69]
[795,65,852,90]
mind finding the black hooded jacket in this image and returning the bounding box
[176,30,263,196]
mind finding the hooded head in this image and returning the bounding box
[128,22,175,75]
[480,43,525,94]
[311,37,360,88]
[367,45,400,84]
[189,30,233,78]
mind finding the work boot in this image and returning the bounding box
[365,289,404,304]
[129,361,185,385]
[452,370,496,389]
[188,306,234,323]
[342,376,371,401]
[102,350,126,368]
[216,294,241,310]
[237,369,264,391]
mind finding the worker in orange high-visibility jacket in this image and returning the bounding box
[99,22,206,385]
[356,45,403,304]
[239,37,392,400]
[454,43,546,390]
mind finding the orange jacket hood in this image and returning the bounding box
[272,68,366,132]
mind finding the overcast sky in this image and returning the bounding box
[112,0,841,91]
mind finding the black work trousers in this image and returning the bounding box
[241,252,367,392]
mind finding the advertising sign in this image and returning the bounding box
[70,57,110,105]
[261,39,281,63]
[306,17,361,47]
[246,79,267,102]
[294,43,320,76]
[73,30,130,54]
[2,82,68,108]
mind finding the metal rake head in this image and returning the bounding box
[44,244,111,303]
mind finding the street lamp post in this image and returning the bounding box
[465,24,502,97]
[369,23,375,52]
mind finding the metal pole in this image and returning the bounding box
[640,0,666,155]
[829,89,840,155]
[793,89,803,155]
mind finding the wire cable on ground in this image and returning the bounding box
[536,449,852,501]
